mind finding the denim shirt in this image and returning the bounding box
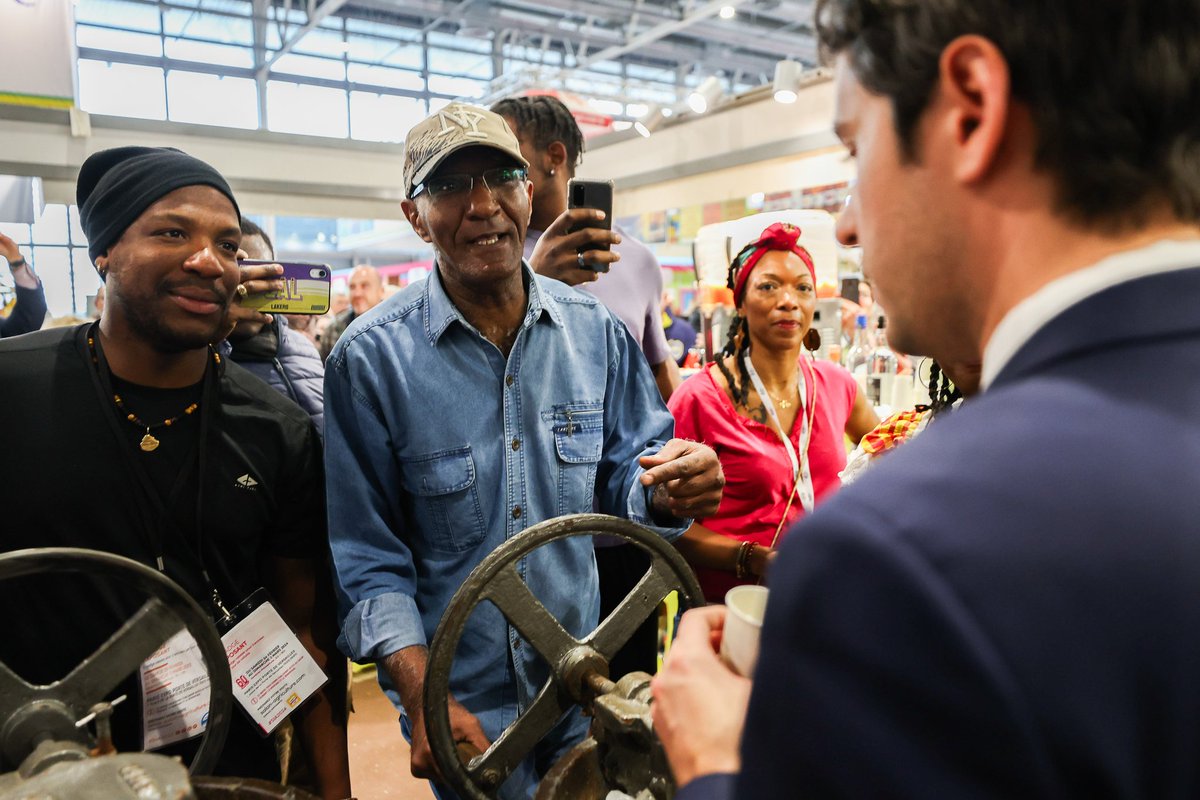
[324,263,686,723]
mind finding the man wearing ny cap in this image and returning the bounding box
[0,147,351,797]
[324,103,724,798]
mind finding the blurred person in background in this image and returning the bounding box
[840,357,980,484]
[226,219,325,435]
[662,291,698,367]
[668,223,878,602]
[319,264,383,361]
[0,231,47,337]
[93,283,106,317]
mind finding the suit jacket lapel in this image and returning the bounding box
[991,266,1200,389]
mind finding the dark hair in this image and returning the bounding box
[491,96,585,175]
[239,218,274,259]
[924,360,962,416]
[814,0,1200,228]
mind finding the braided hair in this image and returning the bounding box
[490,96,585,174]
[925,360,963,415]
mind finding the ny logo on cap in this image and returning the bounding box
[436,106,488,140]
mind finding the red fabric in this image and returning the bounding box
[668,358,858,602]
[730,222,816,303]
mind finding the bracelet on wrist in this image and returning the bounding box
[9,257,26,269]
[734,541,759,580]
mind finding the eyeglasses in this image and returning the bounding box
[412,166,528,200]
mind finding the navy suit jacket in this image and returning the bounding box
[681,266,1200,799]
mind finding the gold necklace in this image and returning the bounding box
[113,393,199,452]
[767,384,798,411]
[88,333,211,453]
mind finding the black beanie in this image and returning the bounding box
[77,146,240,265]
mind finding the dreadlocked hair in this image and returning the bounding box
[925,360,963,415]
[490,95,585,174]
[714,240,764,410]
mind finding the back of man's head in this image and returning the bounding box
[491,96,586,175]
[239,218,275,261]
[815,0,1200,229]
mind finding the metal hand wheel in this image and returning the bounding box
[424,514,703,800]
[0,548,233,776]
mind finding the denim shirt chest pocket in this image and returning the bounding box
[543,402,604,516]
[399,445,487,553]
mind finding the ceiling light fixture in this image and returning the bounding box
[687,76,723,114]
[719,5,736,19]
[773,60,802,103]
[633,104,666,137]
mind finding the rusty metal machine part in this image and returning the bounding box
[0,549,234,777]
[424,514,704,800]
[535,673,673,800]
[0,750,196,799]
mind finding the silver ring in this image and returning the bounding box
[577,252,587,269]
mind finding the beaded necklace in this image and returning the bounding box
[87,333,216,453]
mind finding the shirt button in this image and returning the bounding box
[511,438,520,451]
[505,374,515,387]
[512,505,522,519]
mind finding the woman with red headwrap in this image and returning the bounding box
[668,223,879,601]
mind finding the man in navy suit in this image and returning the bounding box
[652,0,1200,797]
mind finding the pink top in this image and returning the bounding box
[668,358,858,601]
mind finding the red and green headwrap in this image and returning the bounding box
[729,222,816,304]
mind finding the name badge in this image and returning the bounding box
[220,590,328,735]
[139,629,212,750]
[138,588,327,746]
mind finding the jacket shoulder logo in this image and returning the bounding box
[235,474,259,490]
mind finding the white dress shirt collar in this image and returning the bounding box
[980,239,1200,390]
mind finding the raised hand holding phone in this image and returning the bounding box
[238,260,332,315]
[528,208,622,286]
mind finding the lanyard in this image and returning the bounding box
[744,350,816,514]
[81,323,233,623]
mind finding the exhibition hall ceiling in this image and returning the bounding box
[331,0,819,104]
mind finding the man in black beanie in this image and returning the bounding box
[0,146,351,798]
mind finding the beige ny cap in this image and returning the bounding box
[402,103,529,197]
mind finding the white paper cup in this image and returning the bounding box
[720,585,769,677]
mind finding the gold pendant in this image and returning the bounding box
[140,433,160,452]
[778,399,792,410]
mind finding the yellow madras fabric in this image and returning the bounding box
[860,408,931,456]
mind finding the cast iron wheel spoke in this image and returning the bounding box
[590,562,672,662]
[473,679,572,788]
[0,660,33,707]
[56,598,185,708]
[424,514,704,800]
[485,565,580,670]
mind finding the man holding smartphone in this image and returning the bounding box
[492,95,681,404]
[324,103,724,800]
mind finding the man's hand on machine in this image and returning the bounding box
[408,696,492,782]
[385,646,492,782]
[640,439,725,520]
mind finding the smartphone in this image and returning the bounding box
[567,179,615,272]
[239,260,332,315]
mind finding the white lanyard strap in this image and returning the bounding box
[744,352,816,513]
